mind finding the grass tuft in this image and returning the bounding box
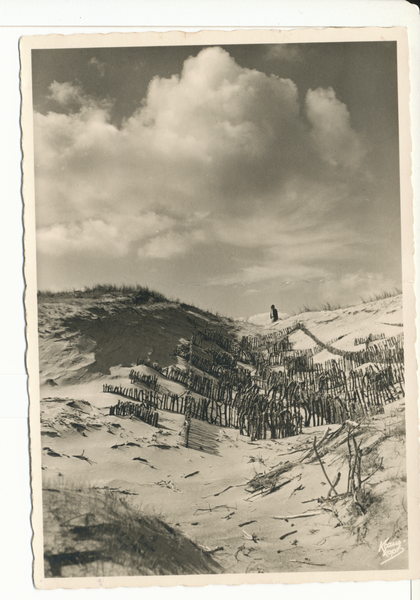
[360,288,402,305]
[38,283,168,304]
[37,285,234,319]
[43,482,222,578]
[293,288,402,316]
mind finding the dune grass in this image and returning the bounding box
[38,283,168,303]
[43,481,222,578]
[37,284,235,321]
[359,288,402,304]
[293,288,402,316]
[294,301,342,315]
[297,301,342,314]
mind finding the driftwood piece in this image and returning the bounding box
[279,529,298,540]
[327,472,341,499]
[289,484,304,498]
[201,545,224,554]
[276,448,310,457]
[214,485,233,496]
[289,559,326,567]
[235,544,246,561]
[222,511,235,520]
[261,478,293,497]
[132,457,156,469]
[273,510,322,520]
[194,504,237,515]
[361,457,383,484]
[313,436,338,497]
[318,426,331,446]
[347,431,363,494]
[184,470,199,478]
[242,530,259,543]
[245,478,293,501]
[73,454,94,465]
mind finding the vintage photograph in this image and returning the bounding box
[21,29,419,588]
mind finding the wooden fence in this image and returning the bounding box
[108,398,159,427]
[104,321,405,441]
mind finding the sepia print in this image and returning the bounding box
[21,28,420,589]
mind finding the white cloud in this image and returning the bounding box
[139,232,190,259]
[34,48,367,289]
[37,219,127,257]
[37,212,179,258]
[89,57,106,77]
[48,81,85,107]
[265,45,303,63]
[305,87,366,169]
[138,226,207,260]
[208,215,358,287]
[35,48,307,223]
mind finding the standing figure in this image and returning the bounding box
[270,304,278,323]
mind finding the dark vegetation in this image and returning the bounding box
[295,288,402,315]
[37,283,235,322]
[359,288,402,304]
[38,283,168,304]
[43,484,223,578]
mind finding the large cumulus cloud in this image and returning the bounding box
[34,46,367,288]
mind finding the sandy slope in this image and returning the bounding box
[269,295,403,354]
[38,295,259,386]
[41,390,407,575]
[37,293,408,577]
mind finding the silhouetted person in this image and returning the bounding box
[270,304,278,323]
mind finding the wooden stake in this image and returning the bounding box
[313,436,338,497]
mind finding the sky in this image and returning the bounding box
[31,41,402,319]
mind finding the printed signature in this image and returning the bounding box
[378,538,405,565]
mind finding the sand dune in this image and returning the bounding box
[37,292,408,578]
